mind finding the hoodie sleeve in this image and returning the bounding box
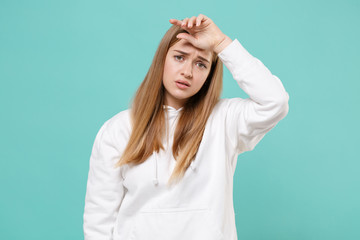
[83,120,126,240]
[217,39,289,155]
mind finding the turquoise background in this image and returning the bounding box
[1,0,359,239]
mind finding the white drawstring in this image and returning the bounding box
[189,160,197,171]
[153,152,159,186]
[152,152,197,186]
[152,105,197,186]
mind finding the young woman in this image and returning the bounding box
[83,14,289,240]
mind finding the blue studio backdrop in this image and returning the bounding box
[0,0,359,239]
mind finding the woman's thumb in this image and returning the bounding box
[176,33,197,45]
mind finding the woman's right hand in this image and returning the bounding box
[169,14,232,54]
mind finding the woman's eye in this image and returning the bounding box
[174,55,207,69]
[174,55,184,61]
[197,62,207,69]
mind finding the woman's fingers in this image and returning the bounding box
[170,14,209,29]
[196,17,201,27]
[169,14,220,51]
[187,16,197,28]
[181,18,189,28]
[169,19,182,26]
[196,14,205,26]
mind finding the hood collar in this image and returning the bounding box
[163,105,183,111]
[163,105,183,118]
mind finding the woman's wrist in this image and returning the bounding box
[213,35,233,54]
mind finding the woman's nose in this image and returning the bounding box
[181,62,193,78]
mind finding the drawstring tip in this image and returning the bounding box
[190,161,196,171]
[153,178,159,185]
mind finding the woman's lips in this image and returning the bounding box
[175,80,190,89]
[176,81,189,89]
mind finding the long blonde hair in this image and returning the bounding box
[115,24,223,185]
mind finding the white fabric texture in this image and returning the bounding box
[83,38,290,240]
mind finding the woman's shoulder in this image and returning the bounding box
[107,108,131,125]
[98,108,132,142]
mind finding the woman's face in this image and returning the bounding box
[162,39,212,109]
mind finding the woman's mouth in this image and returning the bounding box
[175,80,190,89]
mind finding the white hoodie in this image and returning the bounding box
[83,39,289,240]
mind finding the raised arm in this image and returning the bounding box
[170,14,289,154]
[218,38,289,154]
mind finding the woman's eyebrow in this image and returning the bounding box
[173,50,210,64]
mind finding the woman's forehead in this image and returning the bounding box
[170,39,212,59]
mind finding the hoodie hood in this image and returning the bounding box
[152,105,197,186]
